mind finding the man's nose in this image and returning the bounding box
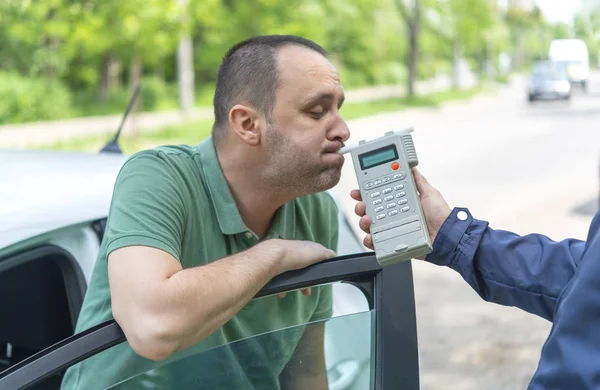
[329,115,351,143]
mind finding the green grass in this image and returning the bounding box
[340,87,482,120]
[44,119,214,154]
[41,86,484,154]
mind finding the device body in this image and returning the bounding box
[342,129,432,267]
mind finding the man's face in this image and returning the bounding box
[262,45,350,196]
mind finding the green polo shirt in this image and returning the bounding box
[61,137,338,390]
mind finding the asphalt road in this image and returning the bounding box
[333,73,600,389]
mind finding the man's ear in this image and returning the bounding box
[229,104,262,146]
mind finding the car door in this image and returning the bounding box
[0,253,419,390]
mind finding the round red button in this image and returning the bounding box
[391,162,400,170]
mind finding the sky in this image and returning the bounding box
[534,0,582,24]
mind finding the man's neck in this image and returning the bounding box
[216,143,287,240]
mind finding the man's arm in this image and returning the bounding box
[279,323,328,390]
[426,207,586,321]
[103,152,335,361]
[109,239,335,361]
[352,168,587,321]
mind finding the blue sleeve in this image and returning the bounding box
[425,208,586,321]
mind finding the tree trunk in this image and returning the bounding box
[405,0,421,98]
[177,37,195,117]
[128,55,143,138]
[46,8,59,81]
[98,53,110,102]
[407,21,419,97]
[98,53,121,102]
[177,0,195,117]
[487,41,496,81]
[451,41,462,90]
[108,57,121,93]
[129,55,143,95]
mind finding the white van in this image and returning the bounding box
[549,39,590,91]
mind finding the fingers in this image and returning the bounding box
[278,288,312,299]
[305,242,336,265]
[350,189,373,250]
[359,215,371,234]
[412,168,432,196]
[354,201,366,218]
[363,234,373,250]
[350,189,363,201]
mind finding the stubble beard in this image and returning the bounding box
[263,127,342,198]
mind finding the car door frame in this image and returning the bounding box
[0,253,420,390]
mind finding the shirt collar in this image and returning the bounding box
[196,137,296,239]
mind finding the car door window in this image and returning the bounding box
[100,284,372,390]
[0,253,420,390]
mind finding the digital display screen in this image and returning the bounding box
[359,144,398,170]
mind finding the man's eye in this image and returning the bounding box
[309,108,327,118]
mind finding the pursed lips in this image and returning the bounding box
[323,141,345,154]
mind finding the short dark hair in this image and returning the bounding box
[211,35,329,146]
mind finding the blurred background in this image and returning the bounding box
[2,0,597,151]
[3,0,600,389]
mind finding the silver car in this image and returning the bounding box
[527,60,571,102]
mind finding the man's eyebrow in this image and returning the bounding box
[302,92,346,107]
[338,92,345,107]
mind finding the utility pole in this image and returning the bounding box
[177,0,195,118]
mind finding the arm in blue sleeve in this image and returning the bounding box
[426,208,586,322]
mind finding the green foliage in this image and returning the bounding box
[0,71,73,124]
[0,0,582,123]
[140,76,170,111]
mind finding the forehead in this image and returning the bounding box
[275,45,342,96]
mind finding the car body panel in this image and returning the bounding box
[0,149,126,256]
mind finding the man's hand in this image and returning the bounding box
[267,239,334,298]
[350,168,452,252]
[264,239,336,273]
[278,288,311,299]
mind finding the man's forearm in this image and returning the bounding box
[141,241,285,358]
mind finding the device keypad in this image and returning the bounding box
[363,172,407,191]
[370,180,411,220]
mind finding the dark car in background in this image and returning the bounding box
[527,60,571,102]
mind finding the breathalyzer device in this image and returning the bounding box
[340,128,432,267]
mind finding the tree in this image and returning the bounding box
[427,0,494,88]
[395,0,421,97]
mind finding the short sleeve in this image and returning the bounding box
[104,151,186,261]
[310,284,333,322]
[310,194,338,322]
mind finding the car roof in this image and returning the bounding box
[0,149,127,252]
[0,148,354,256]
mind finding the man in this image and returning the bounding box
[61,35,350,389]
[353,169,600,389]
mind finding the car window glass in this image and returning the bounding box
[107,310,373,390]
[60,282,371,390]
